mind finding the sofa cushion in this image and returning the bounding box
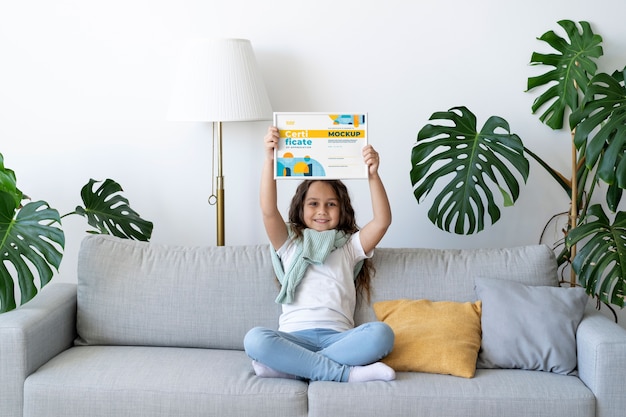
[75,235,281,350]
[24,346,308,417]
[373,299,482,378]
[307,369,595,417]
[475,276,588,375]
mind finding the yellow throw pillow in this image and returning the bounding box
[373,299,482,378]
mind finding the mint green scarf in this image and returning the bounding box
[271,227,362,304]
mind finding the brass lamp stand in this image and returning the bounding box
[215,121,225,246]
[167,38,272,246]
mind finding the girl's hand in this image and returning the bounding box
[264,126,280,160]
[362,144,380,176]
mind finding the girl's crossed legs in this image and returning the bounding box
[243,321,395,382]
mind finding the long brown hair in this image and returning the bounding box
[287,179,373,303]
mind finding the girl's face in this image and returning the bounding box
[302,181,341,231]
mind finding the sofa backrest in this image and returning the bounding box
[354,245,558,325]
[76,235,282,350]
[75,235,557,350]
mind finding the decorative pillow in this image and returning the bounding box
[373,299,482,378]
[474,276,588,375]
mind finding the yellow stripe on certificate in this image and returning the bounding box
[280,129,366,139]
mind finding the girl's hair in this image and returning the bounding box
[287,179,373,304]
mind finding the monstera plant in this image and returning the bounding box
[410,20,626,309]
[0,154,153,313]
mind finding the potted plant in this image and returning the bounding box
[0,153,153,313]
[410,20,626,312]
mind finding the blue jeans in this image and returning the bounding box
[243,322,395,382]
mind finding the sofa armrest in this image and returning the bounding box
[0,283,77,417]
[576,307,626,417]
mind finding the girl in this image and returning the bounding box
[243,126,395,383]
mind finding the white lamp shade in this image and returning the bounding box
[167,38,273,122]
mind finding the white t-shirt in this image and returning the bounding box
[277,231,373,333]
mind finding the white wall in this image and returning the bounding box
[1,0,625,323]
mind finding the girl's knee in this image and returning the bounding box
[243,326,272,358]
[379,321,395,340]
[368,321,395,352]
[362,321,394,337]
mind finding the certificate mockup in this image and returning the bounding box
[273,112,368,180]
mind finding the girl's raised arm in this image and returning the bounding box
[359,144,392,254]
[261,126,289,250]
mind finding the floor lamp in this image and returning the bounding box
[167,38,273,246]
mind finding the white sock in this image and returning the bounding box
[348,362,396,382]
[252,360,296,379]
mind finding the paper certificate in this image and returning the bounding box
[273,112,368,180]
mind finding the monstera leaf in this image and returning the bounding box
[410,106,529,234]
[527,19,603,130]
[0,153,153,313]
[567,204,626,307]
[0,153,21,209]
[74,178,153,241]
[570,68,626,211]
[0,192,64,313]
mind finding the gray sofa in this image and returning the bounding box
[1,234,625,417]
